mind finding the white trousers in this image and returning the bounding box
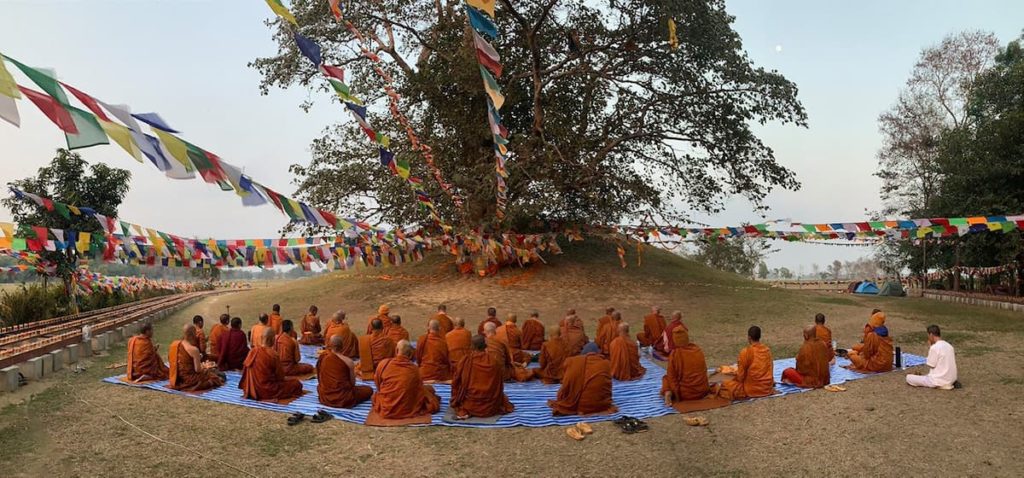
[906,374,938,388]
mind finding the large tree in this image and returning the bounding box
[254,0,806,231]
[2,149,131,304]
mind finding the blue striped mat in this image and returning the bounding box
[103,345,925,428]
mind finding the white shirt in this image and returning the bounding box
[926,340,957,387]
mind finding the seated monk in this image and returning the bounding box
[714,326,775,401]
[249,313,270,347]
[268,304,284,336]
[317,336,373,408]
[657,311,688,361]
[558,308,574,334]
[357,319,396,380]
[536,325,570,384]
[450,335,514,419]
[323,310,358,358]
[366,304,392,335]
[192,315,207,359]
[169,324,224,392]
[217,317,250,371]
[660,326,710,405]
[414,320,451,382]
[445,317,472,367]
[387,315,411,344]
[520,311,545,350]
[495,314,531,363]
[846,311,893,373]
[240,328,304,401]
[609,323,646,381]
[814,313,835,363]
[431,304,454,335]
[207,314,230,363]
[637,306,667,353]
[484,322,534,382]
[595,307,615,337]
[299,305,323,345]
[782,325,831,388]
[547,349,616,416]
[596,311,623,357]
[371,340,441,419]
[477,307,502,335]
[126,323,168,382]
[275,320,315,376]
[562,312,589,356]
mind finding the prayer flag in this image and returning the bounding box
[464,5,498,38]
[479,66,505,109]
[328,0,342,20]
[9,59,69,105]
[60,82,110,121]
[0,94,18,127]
[65,106,110,150]
[0,53,21,99]
[265,0,298,25]
[132,112,178,133]
[473,32,502,77]
[668,18,679,50]
[18,86,77,133]
[99,119,141,161]
[152,129,194,172]
[466,0,496,17]
[294,33,323,66]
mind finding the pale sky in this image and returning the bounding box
[1,1,1021,272]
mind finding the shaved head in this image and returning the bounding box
[483,322,497,336]
[471,334,486,351]
[549,325,561,337]
[612,311,622,320]
[428,319,440,332]
[487,307,497,317]
[507,314,517,324]
[566,308,576,316]
[605,307,615,314]
[329,335,344,351]
[182,324,197,344]
[651,306,661,313]
[140,323,154,336]
[371,319,383,331]
[618,322,630,334]
[331,310,346,322]
[454,317,465,327]
[391,315,402,325]
[262,327,276,347]
[671,311,682,321]
[803,325,816,340]
[396,339,413,357]
[437,304,447,312]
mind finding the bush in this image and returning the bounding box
[0,284,67,326]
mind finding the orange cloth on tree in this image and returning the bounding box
[239,345,304,401]
[168,340,223,392]
[520,318,545,350]
[445,328,472,367]
[536,336,570,384]
[450,350,514,418]
[716,342,775,400]
[126,335,168,381]
[316,351,372,408]
[357,332,396,380]
[608,336,646,381]
[414,331,451,382]
[274,333,314,376]
[371,355,441,419]
[547,353,616,416]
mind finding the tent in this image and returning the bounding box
[846,281,862,294]
[854,281,880,295]
[877,281,905,297]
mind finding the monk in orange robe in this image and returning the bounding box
[596,311,623,356]
[249,313,270,347]
[660,326,710,404]
[317,335,373,408]
[846,311,894,373]
[207,314,230,363]
[536,325,570,384]
[445,317,472,367]
[430,304,454,335]
[595,307,615,336]
[126,323,168,382]
[386,315,411,344]
[192,315,207,359]
[520,312,545,351]
[547,351,616,416]
[608,322,645,381]
[782,325,831,388]
[483,322,534,382]
[240,328,304,401]
[558,308,575,334]
[414,320,451,382]
[714,326,776,400]
[299,305,323,345]
[169,324,224,392]
[814,313,835,363]
[275,320,314,376]
[323,310,358,358]
[477,307,502,335]
[371,340,441,419]
[657,311,688,360]
[268,304,284,336]
[562,312,589,356]
[366,304,392,335]
[217,317,250,371]
[357,319,396,380]
[450,335,514,419]
[495,314,531,363]
[637,306,667,352]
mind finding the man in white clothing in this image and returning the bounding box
[906,324,958,390]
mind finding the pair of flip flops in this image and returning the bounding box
[614,416,648,434]
[287,410,333,426]
[684,416,709,427]
[824,385,847,392]
[565,422,594,441]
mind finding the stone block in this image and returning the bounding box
[1,366,20,392]
[67,343,80,364]
[79,338,92,357]
[92,333,108,352]
[41,353,53,376]
[49,349,66,371]
[20,357,44,380]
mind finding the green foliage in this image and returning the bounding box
[253,0,805,230]
[0,284,65,326]
[691,237,773,277]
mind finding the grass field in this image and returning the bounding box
[1,241,1022,477]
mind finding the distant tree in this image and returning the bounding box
[827,259,843,280]
[190,268,221,282]
[692,237,773,277]
[756,262,769,279]
[777,267,794,279]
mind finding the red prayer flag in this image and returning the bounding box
[18,86,77,134]
[60,82,110,122]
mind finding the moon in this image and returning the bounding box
[775,45,783,53]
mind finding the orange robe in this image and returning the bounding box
[637,313,667,350]
[450,351,514,418]
[608,336,646,381]
[520,318,545,350]
[477,316,502,335]
[249,323,269,347]
[414,332,451,382]
[275,333,314,376]
[357,332,396,380]
[299,313,323,345]
[316,352,372,408]
[387,324,410,344]
[547,354,616,416]
[495,323,530,363]
[791,338,831,388]
[815,324,835,361]
[445,328,472,367]
[848,328,894,373]
[195,328,208,358]
[595,318,621,356]
[366,314,392,335]
[536,336,570,384]
[323,321,359,358]
[168,341,223,392]
[126,336,168,381]
[208,324,228,361]
[268,313,283,336]
[239,346,304,401]
[431,313,454,335]
[562,318,588,356]
[371,356,441,419]
[717,342,775,400]
[660,342,710,401]
[485,337,534,382]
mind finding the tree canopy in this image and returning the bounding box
[253,0,806,231]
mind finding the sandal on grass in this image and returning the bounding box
[287,413,305,426]
[684,416,709,426]
[311,411,332,423]
[824,385,847,392]
[566,426,586,441]
[575,422,594,435]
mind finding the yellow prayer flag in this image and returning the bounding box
[68,205,81,215]
[76,232,91,251]
[99,119,142,162]
[668,18,679,50]
[0,222,13,239]
[265,0,298,25]
[152,129,194,172]
[466,0,496,17]
[0,54,22,99]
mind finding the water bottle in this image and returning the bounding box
[894,345,902,368]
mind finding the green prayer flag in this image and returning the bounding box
[12,237,26,251]
[868,221,885,230]
[54,202,71,220]
[9,58,69,105]
[65,106,109,150]
[949,217,968,226]
[801,224,816,233]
